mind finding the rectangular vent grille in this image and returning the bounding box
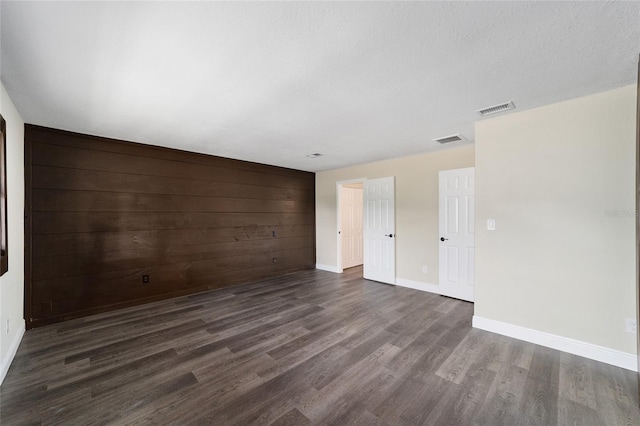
[476,101,515,116]
[433,134,466,144]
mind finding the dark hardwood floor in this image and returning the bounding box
[1,266,639,425]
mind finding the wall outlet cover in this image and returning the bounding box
[625,318,637,334]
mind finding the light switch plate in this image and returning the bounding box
[487,219,496,231]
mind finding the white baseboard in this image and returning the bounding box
[0,321,25,385]
[473,315,637,372]
[395,278,441,295]
[315,264,342,273]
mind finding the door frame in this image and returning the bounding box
[336,178,366,273]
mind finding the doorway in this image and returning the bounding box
[339,183,363,269]
[337,179,365,272]
[337,177,397,285]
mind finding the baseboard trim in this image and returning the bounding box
[473,315,637,372]
[315,264,342,273]
[395,278,441,295]
[0,321,25,385]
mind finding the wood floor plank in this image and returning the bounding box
[520,345,561,425]
[2,266,640,425]
[559,352,598,410]
[557,397,601,426]
[472,361,529,426]
[298,343,402,422]
[269,408,311,426]
[591,360,640,426]
[426,351,498,424]
[370,372,436,424]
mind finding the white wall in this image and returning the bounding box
[0,83,25,384]
[316,145,475,289]
[474,85,637,368]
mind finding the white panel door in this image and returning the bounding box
[438,167,475,302]
[340,186,363,269]
[363,177,395,284]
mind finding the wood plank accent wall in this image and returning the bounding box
[24,125,315,328]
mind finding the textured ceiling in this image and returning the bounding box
[1,1,639,172]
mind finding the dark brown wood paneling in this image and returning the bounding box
[31,188,310,213]
[25,125,315,328]
[26,124,308,179]
[33,230,314,257]
[32,165,313,201]
[32,211,313,234]
[31,141,310,190]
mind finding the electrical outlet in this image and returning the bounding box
[625,318,637,333]
[421,265,428,274]
[142,275,149,284]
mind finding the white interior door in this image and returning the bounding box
[363,177,395,284]
[439,167,475,302]
[340,186,363,269]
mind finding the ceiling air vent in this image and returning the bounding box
[476,101,515,117]
[432,134,467,144]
